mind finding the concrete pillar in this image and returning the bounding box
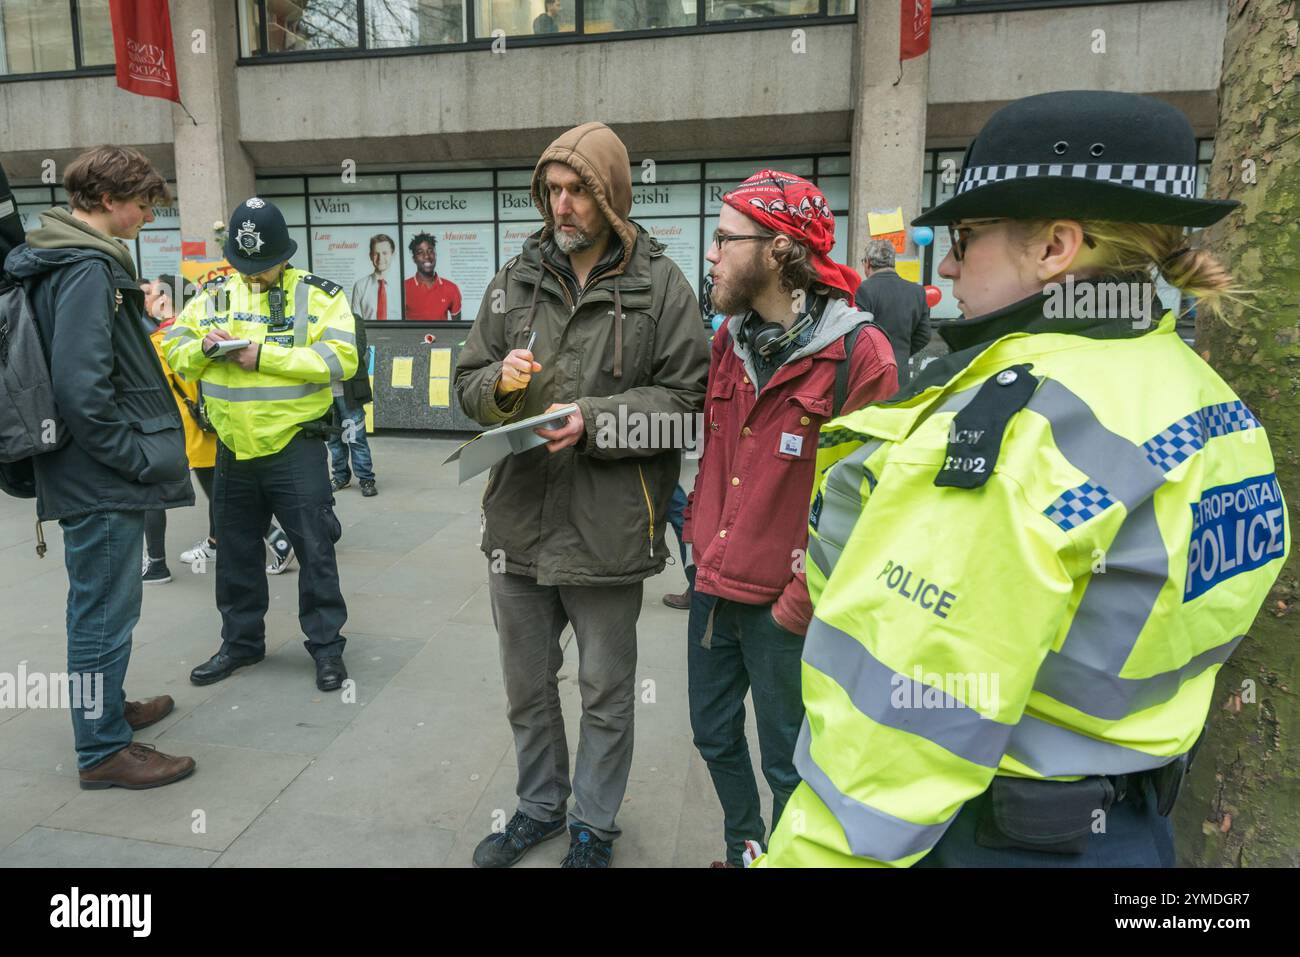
[847,0,930,269]
[169,0,255,256]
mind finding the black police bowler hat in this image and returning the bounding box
[913,91,1238,229]
[224,197,298,274]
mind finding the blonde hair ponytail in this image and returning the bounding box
[1078,221,1238,318]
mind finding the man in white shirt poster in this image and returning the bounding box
[350,233,396,321]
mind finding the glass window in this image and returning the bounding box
[239,0,264,55]
[705,0,818,23]
[0,0,75,75]
[475,0,574,38]
[585,0,695,34]
[827,0,854,13]
[265,0,360,52]
[367,0,464,47]
[77,0,114,66]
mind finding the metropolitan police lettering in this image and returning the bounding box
[1184,473,1285,601]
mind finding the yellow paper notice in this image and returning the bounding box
[391,357,413,389]
[429,377,450,407]
[429,349,452,377]
[364,402,374,433]
[868,208,905,236]
[895,259,921,283]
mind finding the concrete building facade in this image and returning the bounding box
[1,0,1226,326]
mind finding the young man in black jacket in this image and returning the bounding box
[4,146,197,790]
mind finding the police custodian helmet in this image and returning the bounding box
[224,197,297,274]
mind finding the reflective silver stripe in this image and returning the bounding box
[814,438,883,574]
[293,281,311,348]
[1025,380,1177,718]
[794,719,955,861]
[806,535,834,578]
[202,382,328,402]
[802,617,1010,768]
[1035,633,1243,722]
[1006,715,1178,777]
[162,325,198,343]
[320,327,356,345]
[311,341,345,380]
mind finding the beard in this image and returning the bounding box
[553,224,599,254]
[710,247,768,316]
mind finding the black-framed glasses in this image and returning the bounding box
[711,231,772,251]
[946,219,1008,262]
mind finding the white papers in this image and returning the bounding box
[443,404,578,484]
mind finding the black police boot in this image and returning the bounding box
[189,651,264,686]
[315,655,348,692]
[472,811,566,868]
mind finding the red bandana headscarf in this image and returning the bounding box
[721,170,861,298]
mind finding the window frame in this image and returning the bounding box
[0,0,117,83]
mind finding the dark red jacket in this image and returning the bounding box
[684,299,897,634]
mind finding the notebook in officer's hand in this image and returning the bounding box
[443,404,579,484]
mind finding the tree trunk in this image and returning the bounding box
[1178,0,1300,867]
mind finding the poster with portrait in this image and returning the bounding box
[309,225,401,320]
[400,224,495,321]
[497,220,542,266]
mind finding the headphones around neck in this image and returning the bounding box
[738,294,824,359]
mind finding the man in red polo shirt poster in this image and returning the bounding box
[403,231,462,320]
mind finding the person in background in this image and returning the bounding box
[854,238,931,391]
[533,0,560,33]
[350,233,397,321]
[141,274,218,584]
[683,170,897,867]
[327,312,378,497]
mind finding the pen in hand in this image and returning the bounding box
[497,330,542,398]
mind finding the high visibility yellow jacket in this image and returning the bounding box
[163,269,358,460]
[150,321,217,469]
[758,292,1290,867]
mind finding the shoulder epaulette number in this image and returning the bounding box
[299,273,343,297]
[933,364,1039,490]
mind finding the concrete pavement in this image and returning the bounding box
[0,435,773,867]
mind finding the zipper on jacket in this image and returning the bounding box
[636,464,654,558]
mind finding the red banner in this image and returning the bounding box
[901,0,933,61]
[109,0,181,103]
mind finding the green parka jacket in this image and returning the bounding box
[454,122,710,586]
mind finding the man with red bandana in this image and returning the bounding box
[683,170,897,867]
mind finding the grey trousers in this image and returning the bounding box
[487,569,642,842]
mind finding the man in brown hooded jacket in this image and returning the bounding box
[455,122,709,867]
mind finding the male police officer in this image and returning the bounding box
[165,198,359,692]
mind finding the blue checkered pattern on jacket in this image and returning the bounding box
[1141,400,1259,473]
[1044,481,1118,531]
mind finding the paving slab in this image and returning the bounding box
[214,807,458,868]
[41,742,311,852]
[0,769,82,852]
[0,827,218,868]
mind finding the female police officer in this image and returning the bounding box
[756,91,1289,867]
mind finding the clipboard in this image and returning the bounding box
[443,404,579,483]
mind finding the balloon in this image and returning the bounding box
[924,285,942,308]
[711,313,726,332]
[912,226,934,247]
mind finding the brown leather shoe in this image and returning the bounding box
[79,743,196,791]
[662,590,690,610]
[123,695,175,732]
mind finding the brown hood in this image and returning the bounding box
[532,122,636,273]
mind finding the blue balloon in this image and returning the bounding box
[711,313,726,331]
[912,226,934,247]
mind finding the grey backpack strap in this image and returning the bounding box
[832,322,868,419]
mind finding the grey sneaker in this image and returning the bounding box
[472,811,566,868]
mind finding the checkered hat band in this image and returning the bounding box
[956,163,1197,198]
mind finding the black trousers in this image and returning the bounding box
[214,432,347,660]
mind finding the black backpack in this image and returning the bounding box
[0,273,68,499]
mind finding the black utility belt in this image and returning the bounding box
[975,762,1186,856]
